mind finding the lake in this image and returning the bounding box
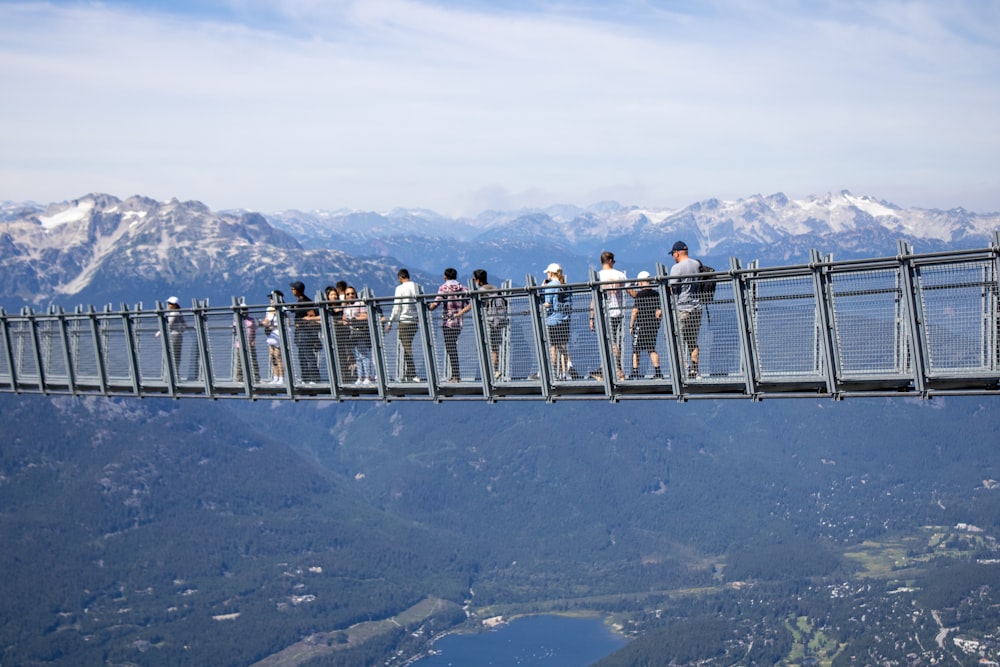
[413,614,627,666]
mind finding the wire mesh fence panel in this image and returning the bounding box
[286,322,324,386]
[318,305,352,385]
[233,307,268,387]
[340,319,377,385]
[375,299,428,384]
[131,312,171,384]
[538,286,594,382]
[32,318,69,382]
[918,260,997,374]
[749,274,823,379]
[620,284,666,380]
[828,268,911,377]
[593,280,630,381]
[201,311,240,384]
[473,289,515,383]
[504,294,542,381]
[98,316,136,386]
[427,312,481,382]
[64,316,101,384]
[694,280,742,380]
[7,320,39,382]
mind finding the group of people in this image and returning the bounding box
[160,240,707,385]
[545,242,704,381]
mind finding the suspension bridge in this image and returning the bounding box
[2,239,999,402]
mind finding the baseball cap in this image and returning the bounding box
[671,241,688,253]
[544,263,562,274]
[636,271,651,280]
[166,296,179,305]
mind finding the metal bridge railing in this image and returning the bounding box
[2,238,999,401]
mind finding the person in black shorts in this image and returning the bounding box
[629,271,663,379]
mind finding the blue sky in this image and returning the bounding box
[1,0,998,215]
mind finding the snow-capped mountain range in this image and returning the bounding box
[1,191,997,307]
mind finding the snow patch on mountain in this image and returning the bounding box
[38,199,95,231]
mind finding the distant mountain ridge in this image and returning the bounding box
[266,190,1000,274]
[0,194,399,307]
[1,191,997,306]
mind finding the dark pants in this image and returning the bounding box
[442,326,461,379]
[398,320,418,379]
[295,329,321,382]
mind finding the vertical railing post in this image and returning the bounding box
[588,267,614,396]
[22,306,46,392]
[524,274,553,400]
[416,291,441,401]
[358,288,383,399]
[897,241,928,395]
[154,300,179,398]
[810,249,840,397]
[272,292,294,397]
[467,279,494,400]
[498,280,513,382]
[0,306,17,392]
[232,297,256,400]
[88,306,109,394]
[54,305,78,394]
[731,258,760,398]
[991,231,1000,372]
[191,299,214,398]
[656,262,684,397]
[315,291,340,399]
[119,304,142,396]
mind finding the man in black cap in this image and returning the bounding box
[669,241,703,379]
[289,281,321,383]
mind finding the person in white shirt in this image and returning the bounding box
[590,251,628,380]
[384,268,421,381]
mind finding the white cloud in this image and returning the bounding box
[1,0,998,215]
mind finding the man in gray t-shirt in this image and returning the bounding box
[669,241,703,378]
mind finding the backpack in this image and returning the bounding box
[555,287,571,312]
[482,285,508,327]
[695,261,717,304]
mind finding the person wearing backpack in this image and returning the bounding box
[669,241,703,379]
[473,269,507,380]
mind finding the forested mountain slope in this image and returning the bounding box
[2,392,997,665]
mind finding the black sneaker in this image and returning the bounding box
[567,367,580,380]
